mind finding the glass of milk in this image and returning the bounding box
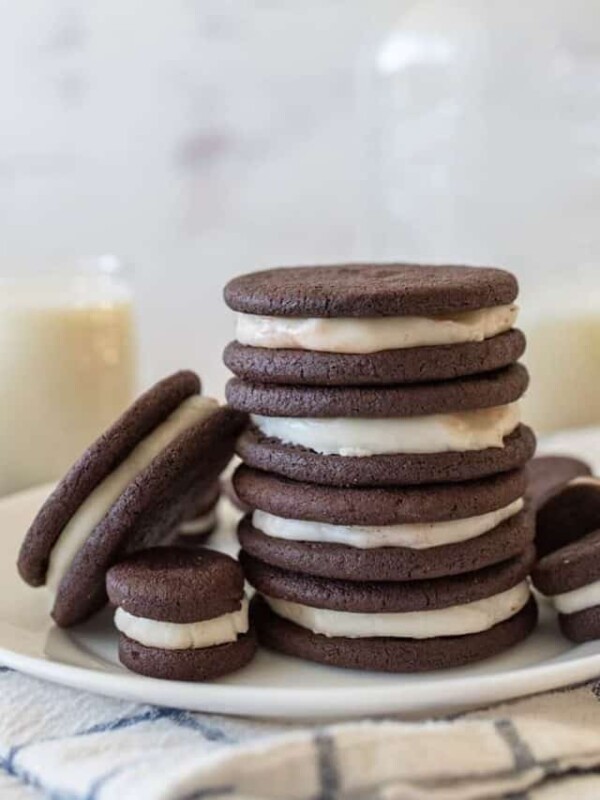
[521,284,600,435]
[0,257,137,496]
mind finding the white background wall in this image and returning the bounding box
[0,0,402,395]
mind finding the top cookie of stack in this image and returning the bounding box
[224,264,534,488]
[224,263,525,386]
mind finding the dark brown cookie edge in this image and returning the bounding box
[223,330,526,387]
[233,465,528,525]
[226,364,528,418]
[236,425,536,488]
[224,264,518,317]
[118,629,257,681]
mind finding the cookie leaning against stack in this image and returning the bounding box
[224,263,538,672]
[18,371,246,627]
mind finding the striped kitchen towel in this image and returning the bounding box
[1,667,600,799]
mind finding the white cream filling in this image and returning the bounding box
[252,498,524,550]
[264,582,530,639]
[252,402,521,457]
[569,476,600,488]
[114,597,249,650]
[552,579,600,615]
[236,304,518,354]
[46,395,220,592]
[179,509,218,536]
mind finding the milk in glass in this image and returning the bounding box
[0,263,136,495]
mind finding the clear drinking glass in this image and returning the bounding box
[0,257,137,496]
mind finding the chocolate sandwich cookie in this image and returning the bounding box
[526,455,592,512]
[532,530,600,643]
[107,547,256,680]
[18,371,246,627]
[235,466,533,580]
[224,264,524,386]
[175,482,221,547]
[535,476,600,559]
[242,549,537,672]
[227,366,533,487]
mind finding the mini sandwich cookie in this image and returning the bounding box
[18,371,246,627]
[533,530,600,643]
[235,465,534,581]
[227,365,535,487]
[224,264,526,386]
[107,548,256,680]
[176,482,221,547]
[243,548,537,672]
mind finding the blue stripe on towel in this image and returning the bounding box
[76,708,167,737]
[0,752,80,800]
[84,766,128,800]
[180,787,234,799]
[494,719,536,771]
[1,703,236,798]
[3,708,168,780]
[314,729,339,800]
[159,708,234,743]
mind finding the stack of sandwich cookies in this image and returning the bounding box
[224,264,538,671]
[18,371,246,627]
[107,548,256,680]
[175,482,221,547]
[225,266,534,487]
[224,264,526,386]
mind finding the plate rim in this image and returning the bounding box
[2,637,600,719]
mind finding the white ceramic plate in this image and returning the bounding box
[1,427,600,721]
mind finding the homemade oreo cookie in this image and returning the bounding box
[107,547,256,680]
[227,365,534,487]
[533,530,600,643]
[18,371,246,627]
[235,466,533,581]
[243,549,537,672]
[224,264,524,385]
